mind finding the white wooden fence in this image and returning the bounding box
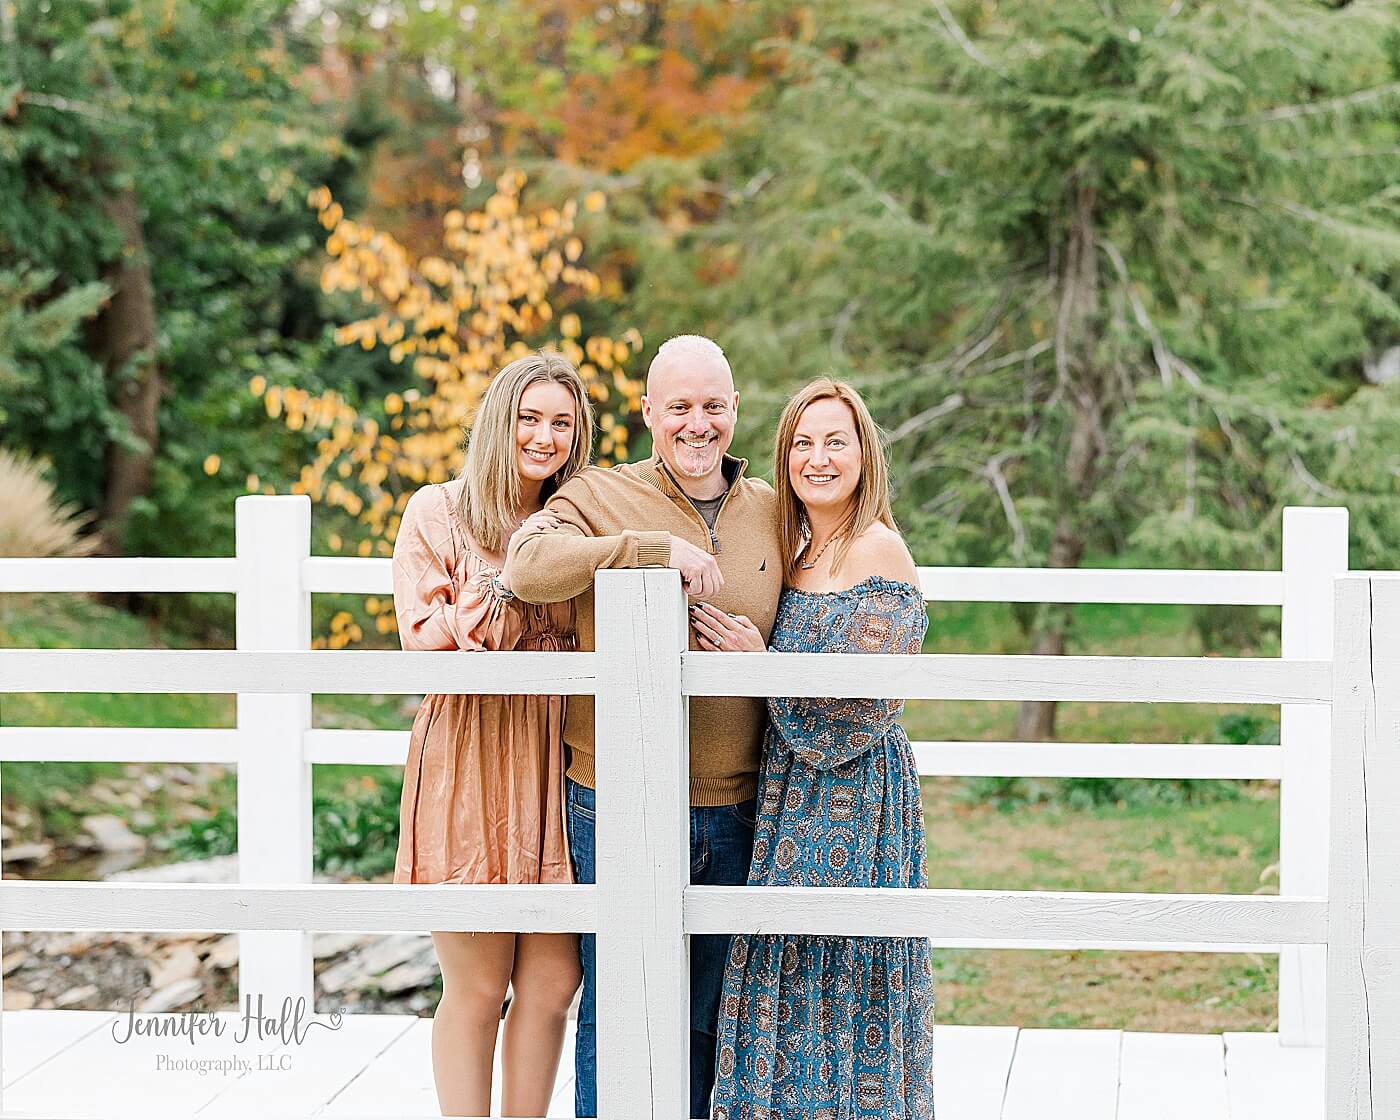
[1,497,1393,1118]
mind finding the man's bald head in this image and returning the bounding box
[646,334,734,399]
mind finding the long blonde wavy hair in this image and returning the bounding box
[774,378,897,583]
[457,352,594,552]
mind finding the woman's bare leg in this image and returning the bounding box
[431,931,516,1116]
[500,932,582,1116]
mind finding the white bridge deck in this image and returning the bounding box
[0,1010,1320,1119]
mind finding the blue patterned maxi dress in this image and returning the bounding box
[711,576,935,1120]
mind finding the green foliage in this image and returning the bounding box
[0,0,371,560]
[162,776,404,879]
[677,0,1400,574]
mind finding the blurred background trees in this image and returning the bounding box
[3,0,1399,709]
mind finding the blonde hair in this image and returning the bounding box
[773,378,897,583]
[457,352,594,552]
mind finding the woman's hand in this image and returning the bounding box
[689,602,766,653]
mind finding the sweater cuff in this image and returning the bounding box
[634,531,672,568]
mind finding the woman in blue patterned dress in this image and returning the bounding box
[690,378,935,1120]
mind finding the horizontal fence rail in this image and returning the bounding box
[0,557,240,593]
[0,726,241,763]
[910,740,1283,779]
[0,882,596,933]
[683,651,1332,704]
[684,886,1329,947]
[0,649,597,695]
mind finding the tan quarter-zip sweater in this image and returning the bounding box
[505,453,784,805]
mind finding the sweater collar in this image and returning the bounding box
[640,452,747,500]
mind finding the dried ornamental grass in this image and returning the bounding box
[0,449,97,557]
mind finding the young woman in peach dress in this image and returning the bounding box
[392,352,592,1117]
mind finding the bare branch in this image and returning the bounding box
[1100,238,1173,386]
[1203,80,1400,129]
[929,0,1011,81]
[887,392,965,444]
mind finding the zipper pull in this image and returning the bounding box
[710,530,721,555]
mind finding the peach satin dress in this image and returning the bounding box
[391,480,575,886]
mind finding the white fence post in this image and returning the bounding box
[1327,573,1400,1116]
[594,569,691,1118]
[235,495,313,1006]
[1279,506,1348,1046]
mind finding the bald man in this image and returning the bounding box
[503,335,783,1118]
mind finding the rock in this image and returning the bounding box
[1,841,53,864]
[82,815,145,854]
[317,935,431,995]
[106,854,237,884]
[4,990,36,1010]
[55,984,98,1009]
[149,946,202,988]
[377,957,440,994]
[312,932,373,960]
[0,823,11,841]
[139,978,204,1013]
[168,767,197,786]
[204,936,240,970]
[3,949,28,976]
[141,773,164,793]
[131,811,156,830]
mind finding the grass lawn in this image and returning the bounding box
[2,589,1287,1031]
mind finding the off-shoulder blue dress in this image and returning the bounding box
[711,576,936,1120]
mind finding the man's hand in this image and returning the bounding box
[499,511,561,592]
[669,534,724,600]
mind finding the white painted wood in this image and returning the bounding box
[1224,1031,1324,1120]
[0,1011,118,1089]
[684,886,1326,946]
[0,648,596,696]
[198,1013,416,1118]
[913,740,1282,779]
[929,1025,1017,1120]
[0,557,239,593]
[0,882,597,933]
[302,730,407,766]
[1001,1028,1121,1120]
[0,727,240,763]
[593,570,690,1119]
[1328,574,1379,1120]
[236,497,315,1009]
[1117,1032,1228,1120]
[1366,576,1400,1120]
[919,566,1283,605]
[300,557,391,595]
[683,651,1331,704]
[1327,574,1400,1119]
[1,1012,243,1117]
[317,1016,437,1117]
[1279,506,1347,1048]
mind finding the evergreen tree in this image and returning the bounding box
[703,0,1400,737]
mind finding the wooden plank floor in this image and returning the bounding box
[0,1011,1322,1118]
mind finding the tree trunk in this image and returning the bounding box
[91,184,161,556]
[1016,181,1104,742]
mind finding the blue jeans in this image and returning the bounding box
[566,778,756,1120]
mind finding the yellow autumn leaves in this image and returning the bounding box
[261,170,645,644]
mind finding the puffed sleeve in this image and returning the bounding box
[392,486,525,652]
[767,586,928,770]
